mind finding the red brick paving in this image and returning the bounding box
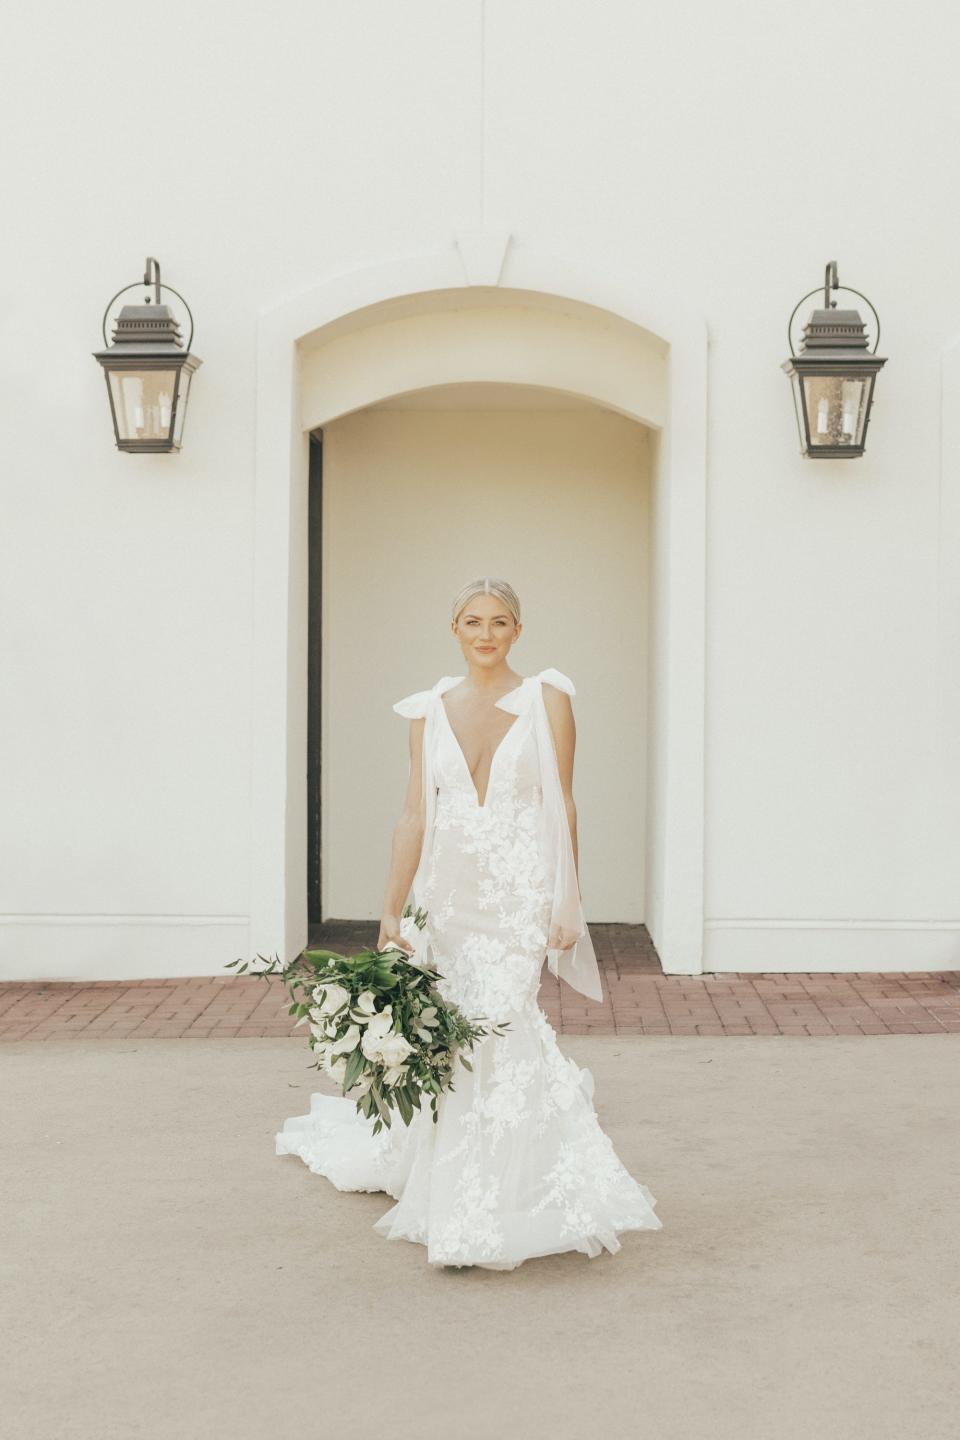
[2,922,958,1040]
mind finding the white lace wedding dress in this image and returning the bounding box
[275,667,662,1269]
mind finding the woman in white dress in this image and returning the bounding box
[276,577,662,1269]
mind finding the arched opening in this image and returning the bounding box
[251,243,706,974]
[310,377,654,938]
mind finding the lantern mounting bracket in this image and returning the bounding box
[786,259,881,358]
[100,255,195,352]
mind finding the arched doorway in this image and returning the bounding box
[251,237,707,974]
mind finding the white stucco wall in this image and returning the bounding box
[2,0,958,978]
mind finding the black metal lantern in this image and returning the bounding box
[782,261,886,458]
[93,257,202,453]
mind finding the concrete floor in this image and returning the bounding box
[1,1035,957,1440]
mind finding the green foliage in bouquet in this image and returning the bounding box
[226,904,510,1134]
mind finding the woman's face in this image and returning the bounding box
[451,593,520,665]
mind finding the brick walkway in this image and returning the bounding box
[2,923,959,1040]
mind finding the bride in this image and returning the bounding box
[275,576,662,1269]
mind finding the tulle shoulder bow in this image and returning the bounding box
[392,675,462,718]
[493,667,576,715]
[535,666,576,696]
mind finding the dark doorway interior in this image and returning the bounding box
[307,429,323,924]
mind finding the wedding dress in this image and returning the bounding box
[275,667,662,1269]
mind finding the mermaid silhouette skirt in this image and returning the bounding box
[275,681,662,1269]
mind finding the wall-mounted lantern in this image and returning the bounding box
[93,257,202,453]
[782,261,886,458]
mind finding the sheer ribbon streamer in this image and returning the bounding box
[527,668,603,1002]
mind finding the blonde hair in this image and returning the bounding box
[451,577,521,627]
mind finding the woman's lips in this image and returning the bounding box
[476,646,496,652]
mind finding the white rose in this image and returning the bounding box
[361,1028,387,1062]
[315,982,350,1016]
[354,990,378,1016]
[329,1023,361,1056]
[379,1033,415,1068]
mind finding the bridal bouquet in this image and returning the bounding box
[226,905,509,1134]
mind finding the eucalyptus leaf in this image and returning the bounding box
[343,1048,365,1091]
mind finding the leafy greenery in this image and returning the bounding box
[226,904,509,1134]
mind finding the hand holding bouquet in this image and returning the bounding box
[226,905,508,1134]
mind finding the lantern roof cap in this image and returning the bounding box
[799,307,871,352]
[92,303,200,363]
[106,302,185,349]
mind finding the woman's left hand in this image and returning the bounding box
[547,925,579,952]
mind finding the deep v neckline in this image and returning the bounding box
[438,679,527,809]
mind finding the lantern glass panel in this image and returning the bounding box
[800,373,871,449]
[172,368,193,448]
[108,368,178,443]
[787,370,806,450]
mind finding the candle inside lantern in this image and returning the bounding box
[840,380,861,439]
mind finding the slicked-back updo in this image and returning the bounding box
[451,577,521,627]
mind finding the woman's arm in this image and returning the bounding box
[377,717,426,951]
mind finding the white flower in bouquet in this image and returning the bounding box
[379,1032,415,1068]
[308,1009,339,1040]
[329,1023,361,1056]
[382,1064,409,1088]
[352,990,378,1018]
[313,981,350,1015]
[360,1009,395,1060]
[360,1032,383,1061]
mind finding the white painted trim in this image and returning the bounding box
[0,914,247,925]
[0,919,250,982]
[252,235,709,975]
[705,920,960,974]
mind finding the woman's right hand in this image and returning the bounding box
[377,913,414,955]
